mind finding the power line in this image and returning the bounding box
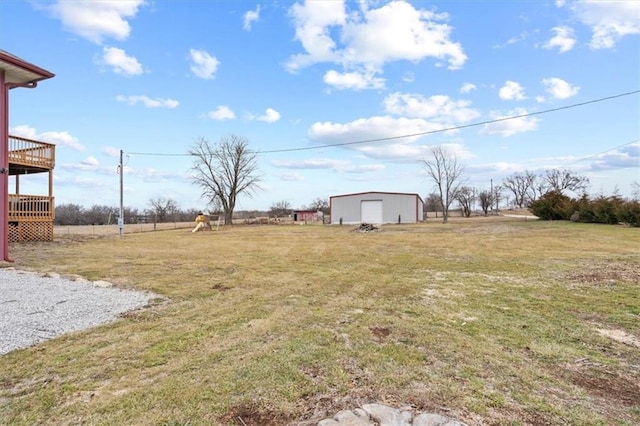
[126,89,639,157]
[559,138,640,168]
[259,90,639,154]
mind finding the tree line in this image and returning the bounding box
[54,196,330,226]
[56,135,636,227]
[421,146,638,224]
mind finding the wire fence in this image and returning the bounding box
[53,222,196,236]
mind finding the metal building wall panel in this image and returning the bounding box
[330,192,424,225]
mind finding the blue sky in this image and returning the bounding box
[1,0,639,212]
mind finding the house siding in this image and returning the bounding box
[330,192,424,225]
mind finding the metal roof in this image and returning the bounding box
[0,50,55,86]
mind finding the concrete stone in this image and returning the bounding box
[362,403,412,426]
[413,413,458,426]
[316,404,468,426]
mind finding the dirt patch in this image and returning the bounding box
[566,261,640,285]
[211,283,232,292]
[555,358,640,423]
[561,366,640,408]
[220,402,295,426]
[369,326,392,343]
[596,328,640,348]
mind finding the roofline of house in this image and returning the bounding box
[0,50,55,83]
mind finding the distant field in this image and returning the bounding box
[54,222,195,236]
[3,217,639,425]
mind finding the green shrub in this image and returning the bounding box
[530,191,575,220]
[591,196,624,225]
[615,200,640,227]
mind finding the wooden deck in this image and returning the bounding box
[7,135,55,242]
[8,134,55,174]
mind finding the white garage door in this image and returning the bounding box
[361,200,383,224]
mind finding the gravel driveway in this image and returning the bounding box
[0,268,159,355]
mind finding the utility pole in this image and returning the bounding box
[119,149,124,237]
[490,178,493,212]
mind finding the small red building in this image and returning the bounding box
[292,210,322,223]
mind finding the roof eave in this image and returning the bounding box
[0,50,55,86]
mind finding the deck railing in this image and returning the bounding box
[8,194,54,221]
[8,134,55,170]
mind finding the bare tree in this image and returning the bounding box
[147,197,179,223]
[424,193,442,218]
[422,146,464,223]
[529,179,549,204]
[189,135,261,225]
[478,189,494,216]
[269,200,291,217]
[456,186,476,217]
[632,181,640,201]
[502,171,537,208]
[54,203,86,226]
[544,169,589,195]
[308,197,330,214]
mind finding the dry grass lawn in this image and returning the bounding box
[1,217,639,425]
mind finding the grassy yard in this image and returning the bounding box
[1,218,639,425]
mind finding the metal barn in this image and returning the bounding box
[329,192,424,225]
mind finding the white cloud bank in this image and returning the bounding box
[10,125,85,151]
[116,95,179,108]
[47,0,146,44]
[287,0,466,90]
[560,0,640,49]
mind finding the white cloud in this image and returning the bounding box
[499,81,527,101]
[543,26,576,53]
[9,124,38,140]
[208,105,236,121]
[480,108,539,137]
[306,115,473,162]
[189,49,219,79]
[271,158,385,173]
[560,0,640,49]
[360,141,474,162]
[493,31,529,49]
[383,92,480,123]
[287,0,466,76]
[541,77,580,99]
[48,0,145,44]
[10,125,85,151]
[323,69,385,90]
[402,72,415,83]
[272,158,350,170]
[287,0,346,71]
[243,5,260,31]
[82,156,99,166]
[309,116,441,148]
[116,95,179,108]
[102,146,121,158]
[459,82,477,94]
[590,142,640,170]
[278,172,305,181]
[101,47,143,76]
[255,108,281,123]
